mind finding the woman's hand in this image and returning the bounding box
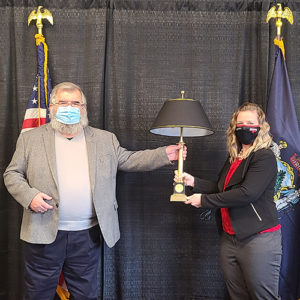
[185,194,202,208]
[174,170,195,187]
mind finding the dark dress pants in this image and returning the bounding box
[23,225,102,300]
[220,230,282,300]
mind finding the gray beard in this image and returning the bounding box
[49,108,89,136]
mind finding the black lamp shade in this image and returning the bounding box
[150,98,214,137]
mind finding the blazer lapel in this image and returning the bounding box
[224,153,254,190]
[218,158,230,191]
[84,126,96,195]
[225,160,245,189]
[43,124,58,187]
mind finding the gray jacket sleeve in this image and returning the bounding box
[111,133,171,172]
[3,134,40,209]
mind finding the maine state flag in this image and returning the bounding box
[21,34,52,132]
[266,38,300,300]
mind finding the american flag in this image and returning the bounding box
[21,34,52,132]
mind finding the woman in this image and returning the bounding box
[175,102,282,300]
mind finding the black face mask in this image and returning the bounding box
[235,126,260,145]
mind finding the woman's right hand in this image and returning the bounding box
[174,170,195,187]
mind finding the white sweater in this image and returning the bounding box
[55,130,97,231]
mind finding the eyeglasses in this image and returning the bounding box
[55,100,85,108]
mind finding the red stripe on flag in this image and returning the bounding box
[21,118,47,130]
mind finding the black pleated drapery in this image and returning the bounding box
[1,1,300,299]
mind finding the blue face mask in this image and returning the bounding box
[56,106,81,125]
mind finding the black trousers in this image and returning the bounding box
[23,225,102,300]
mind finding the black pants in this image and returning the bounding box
[23,225,102,300]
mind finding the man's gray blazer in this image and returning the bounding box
[4,124,170,247]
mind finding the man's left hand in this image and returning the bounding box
[166,144,187,161]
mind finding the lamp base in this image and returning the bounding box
[170,182,186,202]
[170,193,187,202]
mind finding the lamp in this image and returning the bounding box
[150,91,214,201]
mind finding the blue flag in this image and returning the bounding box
[21,34,52,132]
[267,39,300,300]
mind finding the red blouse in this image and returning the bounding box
[221,158,280,235]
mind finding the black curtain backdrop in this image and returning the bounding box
[1,1,300,299]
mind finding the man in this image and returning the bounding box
[4,82,184,300]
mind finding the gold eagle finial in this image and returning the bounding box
[266,4,293,40]
[28,6,53,35]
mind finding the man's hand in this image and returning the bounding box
[185,194,202,208]
[174,170,195,187]
[29,192,54,213]
[166,144,187,161]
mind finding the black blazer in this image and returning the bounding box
[193,148,279,240]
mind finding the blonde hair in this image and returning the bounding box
[227,102,272,163]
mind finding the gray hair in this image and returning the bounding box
[49,82,87,105]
